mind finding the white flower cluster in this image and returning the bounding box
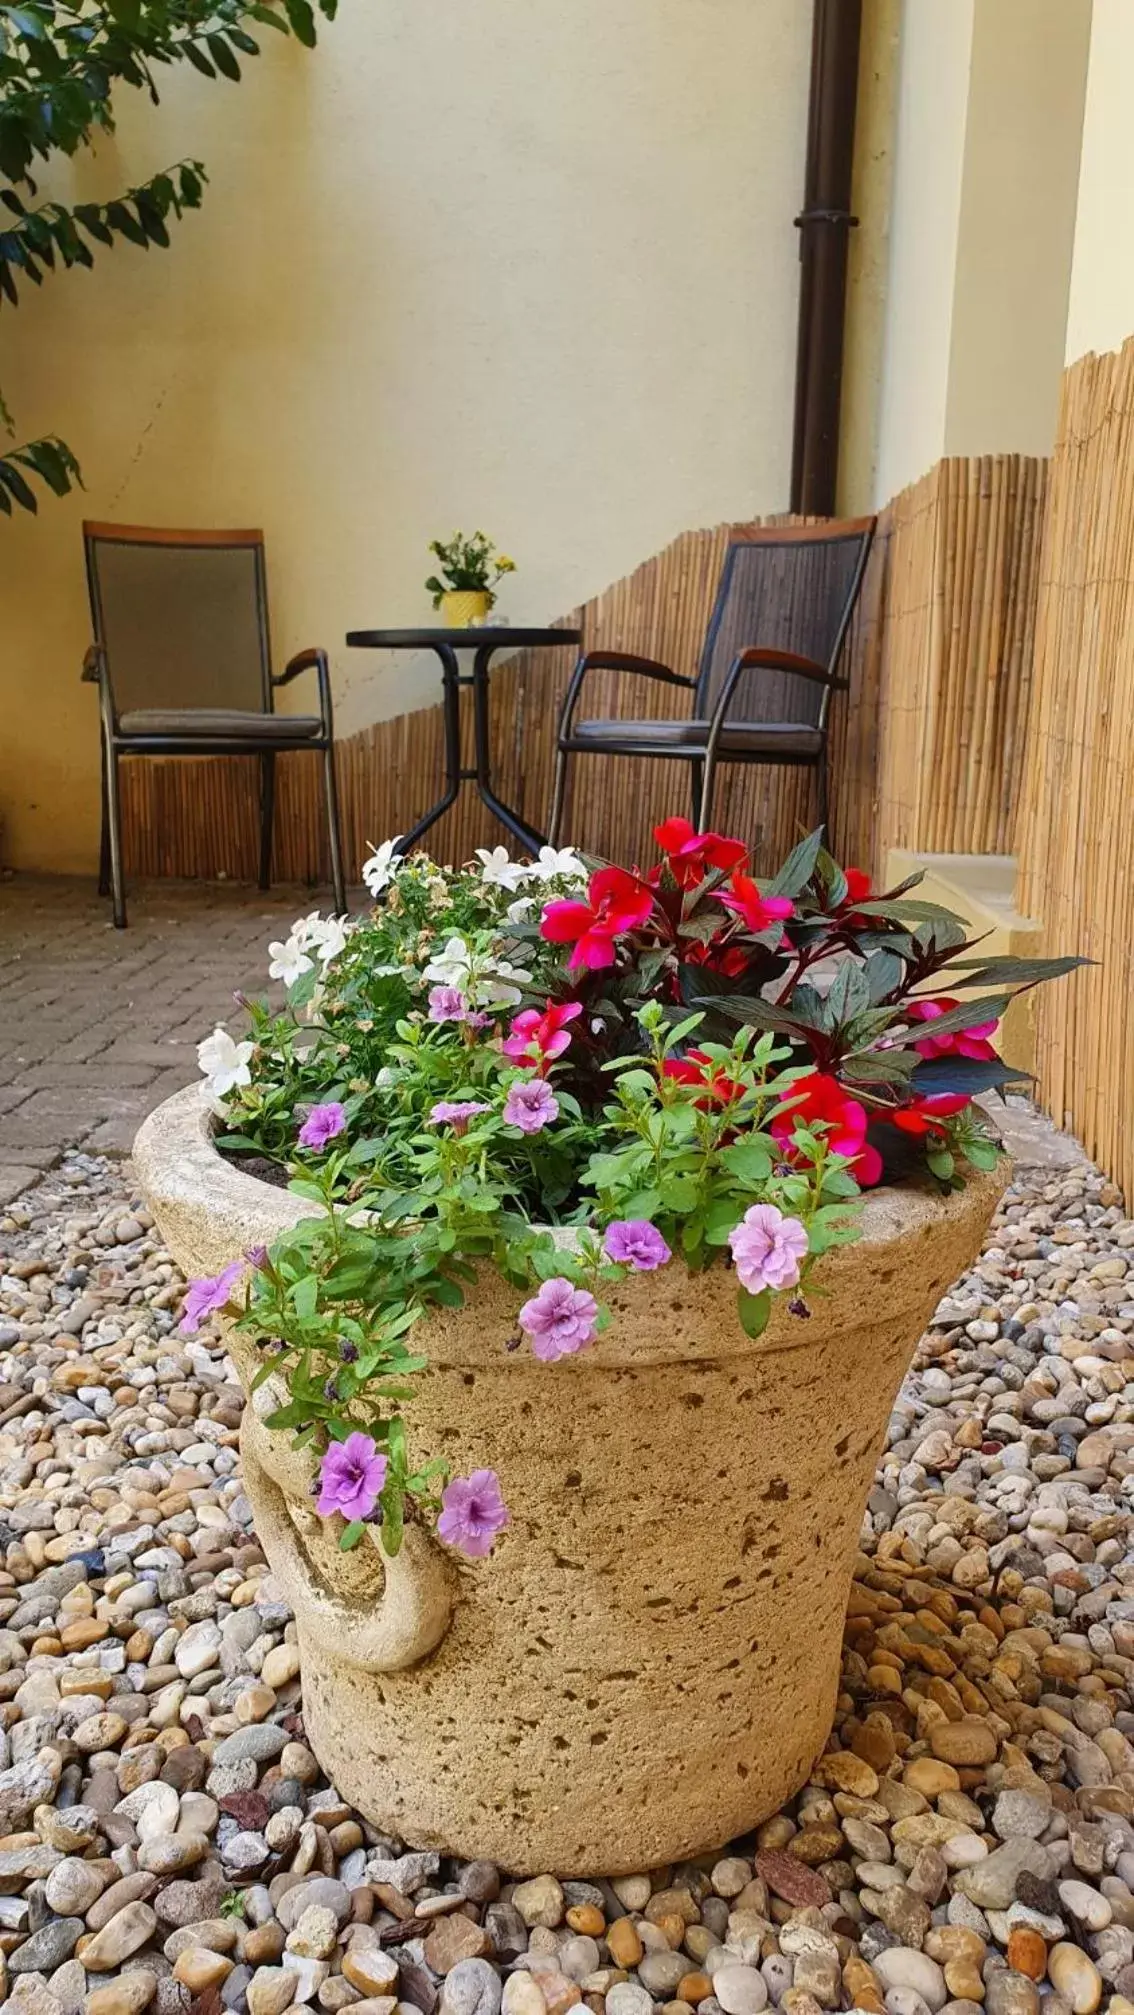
[421,935,532,1008]
[267,910,353,989]
[473,844,586,890]
[361,836,404,898]
[197,1027,255,1114]
[359,837,586,904]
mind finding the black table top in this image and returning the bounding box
[345,626,582,650]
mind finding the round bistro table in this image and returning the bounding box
[345,626,582,853]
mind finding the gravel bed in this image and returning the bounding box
[1,1142,1133,2015]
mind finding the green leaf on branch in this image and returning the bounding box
[766,828,824,899]
[947,954,1092,989]
[737,1287,771,1339]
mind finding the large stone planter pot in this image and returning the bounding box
[134,1085,1005,1875]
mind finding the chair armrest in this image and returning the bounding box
[82,643,118,733]
[273,647,334,736]
[557,649,695,740]
[705,646,844,745]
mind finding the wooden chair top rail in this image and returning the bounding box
[724,517,876,546]
[83,521,264,549]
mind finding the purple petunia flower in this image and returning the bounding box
[603,1219,672,1271]
[316,1432,388,1522]
[429,1100,491,1135]
[728,1204,808,1294]
[437,1468,510,1557]
[518,1276,598,1361]
[179,1261,244,1336]
[502,1077,559,1135]
[428,985,470,1024]
[244,1244,269,1270]
[298,1101,347,1151]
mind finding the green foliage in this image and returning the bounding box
[233,995,855,1554]
[198,825,1082,1559]
[0,0,338,511]
[424,529,516,609]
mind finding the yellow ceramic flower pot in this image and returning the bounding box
[441,590,491,628]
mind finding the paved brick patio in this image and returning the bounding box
[0,873,326,1200]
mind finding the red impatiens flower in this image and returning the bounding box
[502,998,583,1064]
[715,872,795,940]
[683,938,750,979]
[906,997,999,1061]
[771,1071,883,1187]
[890,1092,971,1138]
[540,866,655,972]
[653,816,747,890]
[834,866,875,928]
[662,1048,746,1107]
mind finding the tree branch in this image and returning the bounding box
[0,159,207,301]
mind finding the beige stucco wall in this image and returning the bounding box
[0,0,810,874]
[1066,0,1134,362]
[872,0,974,505]
[946,0,1090,456]
[872,0,1090,505]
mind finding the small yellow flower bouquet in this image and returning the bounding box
[425,531,516,622]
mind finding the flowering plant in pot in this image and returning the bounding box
[134,819,1080,1869]
[424,529,516,625]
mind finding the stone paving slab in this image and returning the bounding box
[0,873,337,1194]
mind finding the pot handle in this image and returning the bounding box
[241,1431,455,1674]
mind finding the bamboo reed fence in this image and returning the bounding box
[873,456,1046,858]
[1017,340,1134,1200]
[117,457,1044,888]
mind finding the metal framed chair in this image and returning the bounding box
[82,522,346,928]
[549,517,876,842]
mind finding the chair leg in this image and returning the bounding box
[98,741,111,898]
[696,750,720,836]
[322,744,347,915]
[816,749,830,840]
[690,758,704,830]
[548,745,570,847]
[104,743,127,929]
[259,752,276,892]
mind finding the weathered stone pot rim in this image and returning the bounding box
[135,1083,1006,1369]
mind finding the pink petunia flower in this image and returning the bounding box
[518,1277,599,1361]
[503,1078,559,1134]
[428,985,470,1024]
[603,1220,671,1270]
[437,1469,510,1557]
[428,1099,492,1136]
[316,1432,388,1521]
[728,1205,809,1294]
[179,1261,244,1335]
[298,1101,347,1150]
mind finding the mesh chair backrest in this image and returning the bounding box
[84,526,271,715]
[695,524,873,725]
